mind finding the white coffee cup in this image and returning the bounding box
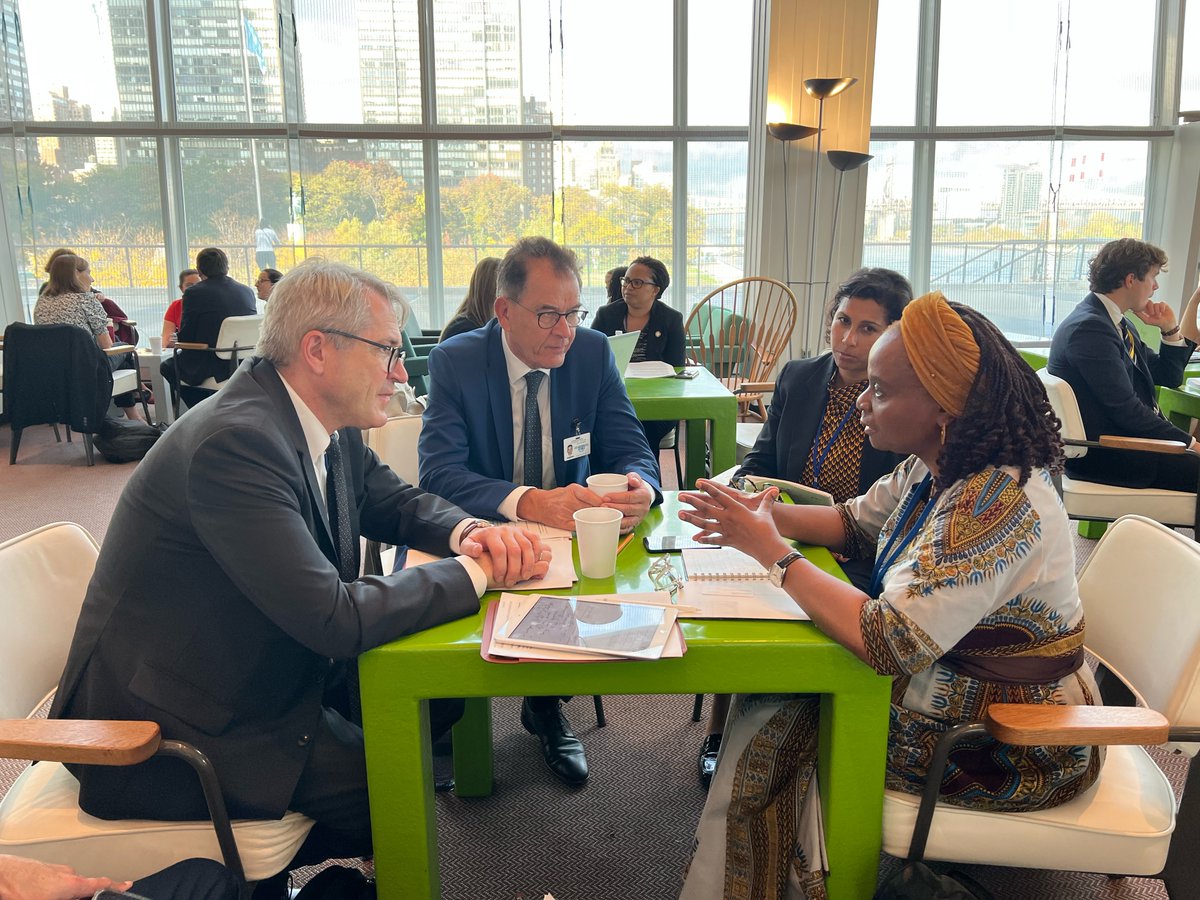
[573,507,623,579]
[586,473,628,497]
[148,336,163,353]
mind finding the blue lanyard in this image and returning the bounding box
[869,473,935,598]
[808,389,859,489]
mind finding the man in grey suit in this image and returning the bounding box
[50,259,547,875]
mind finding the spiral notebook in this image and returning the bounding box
[682,547,769,581]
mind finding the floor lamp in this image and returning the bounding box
[824,150,874,291]
[767,122,819,290]
[801,76,857,352]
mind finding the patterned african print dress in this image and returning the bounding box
[680,458,1100,900]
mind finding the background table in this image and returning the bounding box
[625,368,737,488]
[135,348,173,424]
[359,495,891,900]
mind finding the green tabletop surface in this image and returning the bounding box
[359,493,891,900]
[625,366,737,488]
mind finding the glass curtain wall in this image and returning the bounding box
[0,0,752,338]
[862,0,1174,341]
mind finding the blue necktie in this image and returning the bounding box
[523,370,546,488]
[1120,320,1137,362]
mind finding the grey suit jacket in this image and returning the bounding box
[51,358,479,820]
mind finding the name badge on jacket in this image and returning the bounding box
[564,433,591,460]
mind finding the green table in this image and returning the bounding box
[625,367,737,489]
[359,495,891,900]
[1159,381,1200,431]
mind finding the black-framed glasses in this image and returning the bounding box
[620,276,658,289]
[511,301,589,330]
[320,329,406,371]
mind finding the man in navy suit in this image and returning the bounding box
[1048,238,1199,490]
[420,236,662,786]
[161,247,257,409]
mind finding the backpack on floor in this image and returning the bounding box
[93,417,167,463]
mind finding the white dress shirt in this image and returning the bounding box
[497,330,555,521]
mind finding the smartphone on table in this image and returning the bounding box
[643,534,715,553]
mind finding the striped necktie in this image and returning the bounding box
[523,370,546,488]
[1120,319,1137,362]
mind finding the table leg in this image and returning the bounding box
[708,407,735,476]
[451,696,494,797]
[151,361,173,425]
[363,693,440,900]
[683,418,707,488]
[817,685,891,900]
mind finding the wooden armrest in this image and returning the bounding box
[173,342,210,351]
[1098,435,1189,454]
[0,719,161,765]
[985,703,1168,746]
[103,343,137,356]
[736,381,775,394]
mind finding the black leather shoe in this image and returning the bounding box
[521,698,588,785]
[698,733,722,789]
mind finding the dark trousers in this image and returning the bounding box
[131,858,240,900]
[286,693,464,867]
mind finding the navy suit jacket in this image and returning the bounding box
[51,359,478,821]
[734,353,904,500]
[419,319,662,518]
[177,274,257,385]
[1047,292,1195,487]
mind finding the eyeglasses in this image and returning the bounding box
[511,301,589,330]
[620,277,658,289]
[320,329,406,371]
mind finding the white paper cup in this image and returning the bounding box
[586,473,628,497]
[148,336,163,353]
[573,507,623,578]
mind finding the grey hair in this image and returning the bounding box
[496,236,581,302]
[258,258,398,366]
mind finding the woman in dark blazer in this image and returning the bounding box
[591,256,686,453]
[697,267,913,788]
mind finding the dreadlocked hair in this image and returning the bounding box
[935,302,1064,490]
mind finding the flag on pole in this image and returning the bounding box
[244,14,267,76]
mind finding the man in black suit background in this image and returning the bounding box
[160,247,256,408]
[1048,237,1199,490]
[51,259,548,878]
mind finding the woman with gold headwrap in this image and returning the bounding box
[677,293,1100,900]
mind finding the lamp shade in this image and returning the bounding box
[767,122,819,142]
[803,77,858,100]
[827,150,873,172]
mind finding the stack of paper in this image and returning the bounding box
[625,360,678,379]
[486,592,686,662]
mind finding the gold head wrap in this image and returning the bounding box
[897,291,980,418]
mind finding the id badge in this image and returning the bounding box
[563,432,591,460]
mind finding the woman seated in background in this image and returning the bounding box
[162,267,201,349]
[604,265,627,303]
[34,253,145,421]
[441,256,500,341]
[40,248,137,345]
[695,267,913,788]
[591,256,685,452]
[677,292,1100,899]
[255,267,282,303]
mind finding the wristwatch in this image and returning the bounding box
[768,549,805,588]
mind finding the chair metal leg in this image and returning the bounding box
[9,427,20,464]
[593,695,606,727]
[691,693,704,722]
[156,740,247,887]
[83,434,95,466]
[65,426,73,442]
[51,423,62,443]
